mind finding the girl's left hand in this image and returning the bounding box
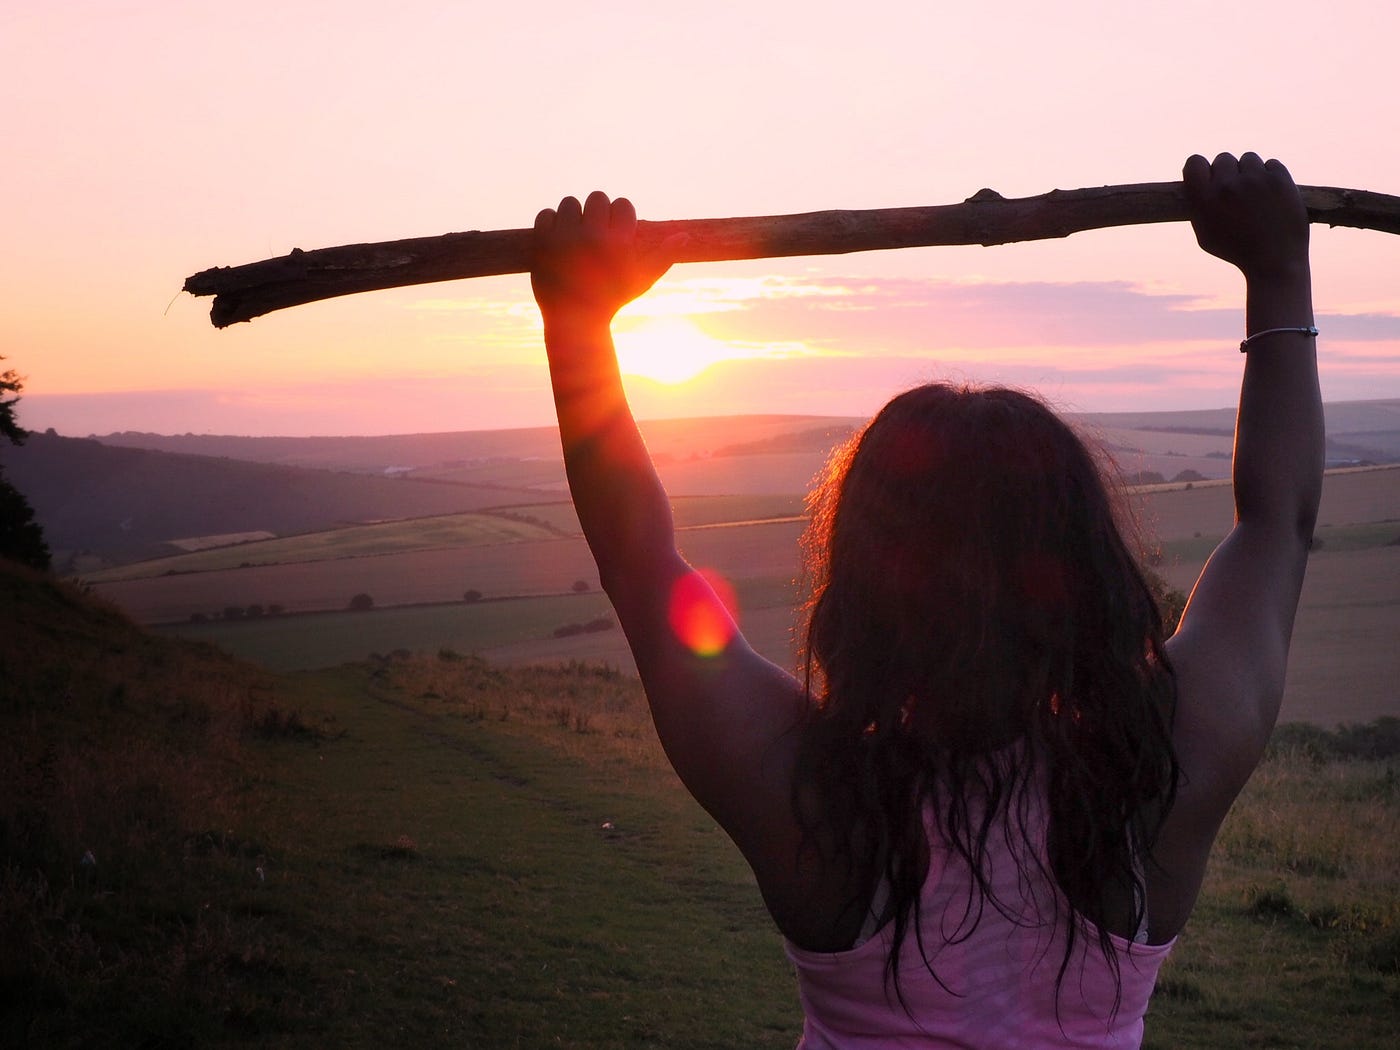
[531,191,683,326]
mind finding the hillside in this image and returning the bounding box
[8,402,1398,574]
[92,414,861,473]
[2,557,1397,1047]
[1080,398,1400,468]
[0,432,561,571]
[92,400,1400,473]
[0,556,292,1045]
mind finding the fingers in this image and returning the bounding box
[1195,152,1288,182]
[610,196,637,236]
[557,195,583,221]
[1263,156,1298,190]
[582,190,611,233]
[1182,154,1210,202]
[1187,152,1295,208]
[543,192,636,237]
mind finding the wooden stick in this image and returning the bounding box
[184,181,1400,328]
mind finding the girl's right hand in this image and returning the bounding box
[1182,153,1310,282]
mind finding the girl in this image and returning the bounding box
[529,152,1320,1047]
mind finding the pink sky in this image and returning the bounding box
[5,2,1399,436]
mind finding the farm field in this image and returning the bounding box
[95,516,807,623]
[99,464,1400,725]
[84,511,566,582]
[90,492,808,585]
[162,575,803,674]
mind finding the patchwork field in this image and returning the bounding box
[75,462,1394,727]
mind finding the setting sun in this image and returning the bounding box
[613,317,742,385]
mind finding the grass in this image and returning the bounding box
[1,567,800,1047]
[243,660,798,1047]
[158,591,622,671]
[156,574,802,673]
[486,492,812,536]
[84,511,564,583]
[87,495,812,585]
[671,494,806,528]
[1159,519,1400,567]
[5,558,1399,1047]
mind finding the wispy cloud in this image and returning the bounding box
[24,276,1400,436]
[421,273,1400,357]
[692,274,1400,352]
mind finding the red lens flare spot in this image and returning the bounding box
[667,569,738,658]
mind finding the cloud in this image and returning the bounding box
[22,275,1400,436]
[21,371,558,438]
[696,274,1400,352]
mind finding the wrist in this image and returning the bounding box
[1242,256,1311,290]
[541,309,615,341]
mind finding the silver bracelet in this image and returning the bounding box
[1239,326,1319,353]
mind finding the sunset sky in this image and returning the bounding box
[5,1,1399,437]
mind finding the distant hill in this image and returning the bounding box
[0,432,563,571]
[92,415,861,474]
[1079,399,1400,468]
[92,401,1400,474]
[9,402,1397,573]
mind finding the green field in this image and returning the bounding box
[6,561,1400,1048]
[85,494,810,586]
[157,575,803,673]
[162,591,621,671]
[85,511,565,583]
[8,643,1397,1045]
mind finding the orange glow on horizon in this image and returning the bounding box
[614,316,750,385]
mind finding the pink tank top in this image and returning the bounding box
[784,786,1174,1049]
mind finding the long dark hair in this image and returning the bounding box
[794,382,1178,1002]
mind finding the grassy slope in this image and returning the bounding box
[232,654,1400,1048]
[238,661,798,1048]
[5,561,1398,1047]
[0,433,562,569]
[0,559,799,1047]
[0,560,291,1047]
[88,493,807,585]
[83,511,565,583]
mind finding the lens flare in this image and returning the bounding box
[667,569,738,658]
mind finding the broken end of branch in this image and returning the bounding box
[182,268,249,327]
[209,297,251,328]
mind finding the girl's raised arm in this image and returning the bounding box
[1154,153,1323,936]
[532,193,808,884]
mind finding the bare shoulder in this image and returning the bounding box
[1145,569,1296,939]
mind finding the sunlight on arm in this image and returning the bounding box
[667,568,740,658]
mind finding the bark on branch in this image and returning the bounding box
[184,181,1400,328]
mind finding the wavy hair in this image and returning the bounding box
[794,383,1178,1006]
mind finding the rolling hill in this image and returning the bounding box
[6,401,1397,573]
[0,432,562,571]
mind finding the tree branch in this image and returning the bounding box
[184,181,1400,328]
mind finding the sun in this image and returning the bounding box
[612,316,739,385]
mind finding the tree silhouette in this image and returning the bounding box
[0,357,52,570]
[0,359,26,446]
